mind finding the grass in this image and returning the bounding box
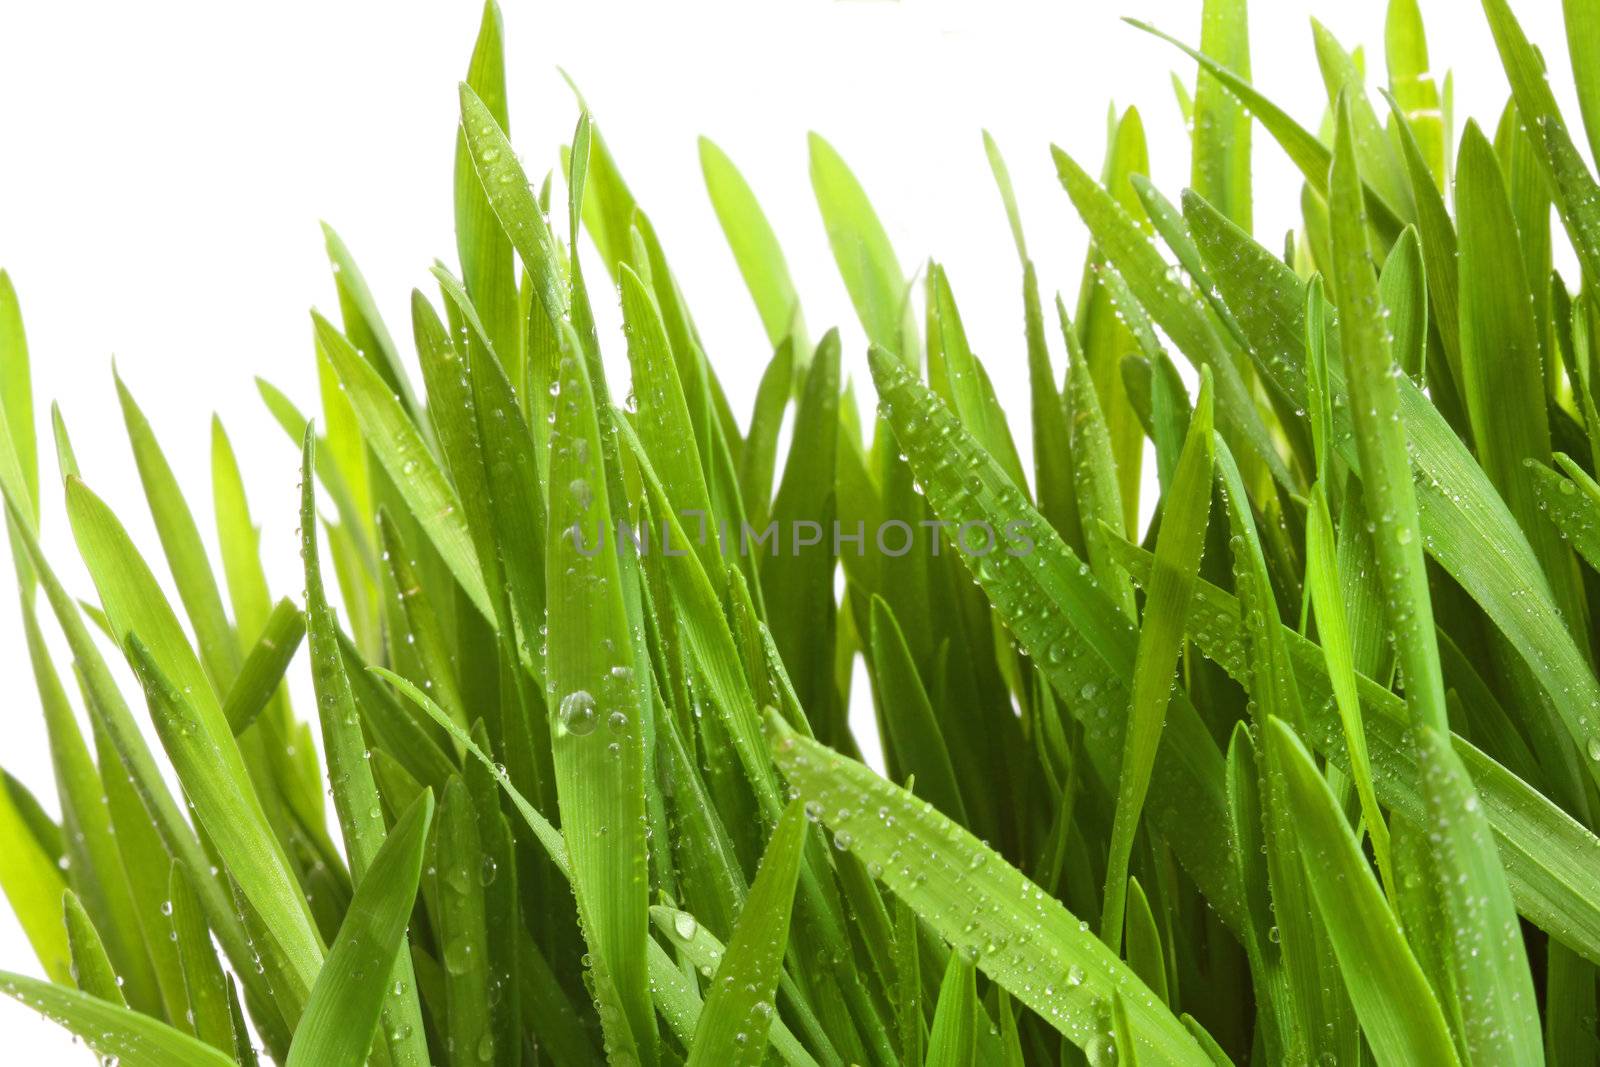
[4,0,1600,1062]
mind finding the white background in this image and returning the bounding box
[0,0,1577,1057]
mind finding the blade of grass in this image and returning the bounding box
[700,137,806,356]
[1100,373,1213,945]
[1266,719,1460,1067]
[0,971,237,1067]
[686,800,807,1067]
[924,955,978,1067]
[546,332,654,1065]
[809,133,916,363]
[285,791,434,1067]
[768,716,1209,1065]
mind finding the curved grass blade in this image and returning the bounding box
[700,137,805,354]
[809,133,916,362]
[63,889,123,1004]
[115,370,240,689]
[314,311,493,623]
[866,346,1244,938]
[1266,719,1459,1067]
[285,791,434,1067]
[768,717,1209,1065]
[686,800,807,1067]
[222,598,305,736]
[67,478,322,1006]
[1051,144,1290,491]
[0,772,69,984]
[0,970,236,1067]
[1126,18,1405,240]
[301,430,431,1066]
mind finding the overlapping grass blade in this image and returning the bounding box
[768,717,1208,1065]
[285,791,433,1067]
[1265,720,1459,1067]
[0,971,237,1067]
[1101,374,1213,944]
[686,800,807,1067]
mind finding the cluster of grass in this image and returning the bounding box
[5,0,1600,1062]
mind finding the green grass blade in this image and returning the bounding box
[1333,99,1540,1060]
[115,371,240,689]
[620,263,723,579]
[435,776,494,1066]
[67,477,322,1003]
[314,311,492,623]
[1377,226,1427,381]
[700,137,805,353]
[63,889,124,1004]
[1114,536,1600,966]
[546,335,654,1065]
[0,271,36,521]
[1331,95,1446,739]
[686,800,807,1067]
[454,0,519,375]
[924,955,978,1067]
[0,771,69,984]
[1455,123,1584,631]
[1187,185,1600,795]
[1051,143,1290,491]
[1305,484,1392,895]
[1569,0,1600,166]
[1074,108,1152,528]
[1266,719,1459,1067]
[459,85,568,331]
[1191,0,1252,230]
[866,346,1244,937]
[286,791,434,1067]
[301,430,431,1065]
[768,718,1209,1065]
[866,594,968,824]
[21,597,159,1011]
[809,133,916,363]
[222,598,305,736]
[1386,0,1448,187]
[1127,18,1405,240]
[1063,305,1134,616]
[320,224,423,431]
[121,631,322,1010]
[0,970,236,1067]
[1101,375,1213,945]
[168,864,235,1054]
[1124,878,1169,1008]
